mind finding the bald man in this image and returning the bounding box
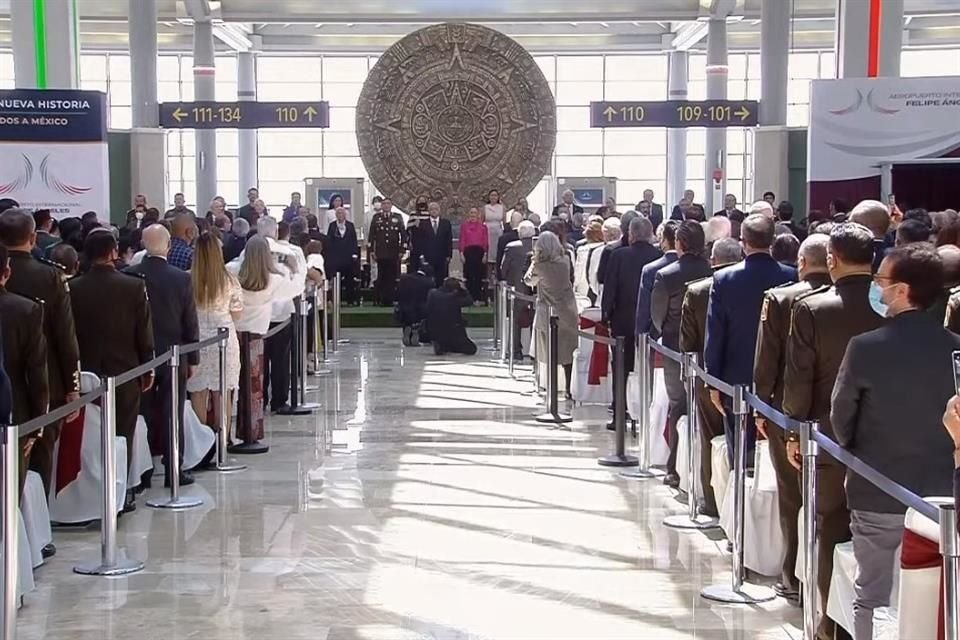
[168,213,197,270]
[126,224,199,486]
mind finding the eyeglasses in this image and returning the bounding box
[873,274,897,284]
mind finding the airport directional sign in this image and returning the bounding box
[590,100,759,128]
[159,101,329,129]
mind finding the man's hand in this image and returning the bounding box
[710,389,725,415]
[141,371,155,392]
[890,203,904,228]
[943,395,960,448]
[64,391,81,422]
[756,416,768,440]
[786,441,802,471]
[187,365,198,380]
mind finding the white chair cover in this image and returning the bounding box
[15,509,34,600]
[718,440,783,576]
[626,369,669,467]
[826,541,900,638]
[48,372,127,524]
[570,308,611,405]
[675,416,704,498]
[182,402,216,471]
[128,416,153,489]
[20,471,52,568]
[710,436,730,514]
[897,498,950,640]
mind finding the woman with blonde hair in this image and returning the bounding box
[188,232,243,436]
[459,207,489,303]
[574,216,605,303]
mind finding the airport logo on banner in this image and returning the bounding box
[0,89,108,218]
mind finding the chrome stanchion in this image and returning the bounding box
[214,328,246,473]
[622,334,662,479]
[277,302,316,416]
[941,503,960,640]
[491,280,501,353]
[801,421,820,640]
[1,424,18,638]
[300,294,319,393]
[599,336,638,467]
[664,352,720,530]
[535,308,572,424]
[506,287,516,378]
[701,384,774,604]
[75,376,145,575]
[147,346,203,510]
[499,283,509,362]
[333,273,346,347]
[312,285,331,375]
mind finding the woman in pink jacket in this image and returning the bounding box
[459,207,489,304]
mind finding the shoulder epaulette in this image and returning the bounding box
[949,284,960,296]
[37,256,66,271]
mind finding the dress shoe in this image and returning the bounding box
[663,472,680,488]
[41,543,56,559]
[122,491,137,514]
[164,471,195,488]
[774,582,801,604]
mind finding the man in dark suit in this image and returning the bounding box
[127,224,199,487]
[326,206,359,304]
[0,208,80,496]
[237,187,260,227]
[651,221,713,486]
[670,189,702,221]
[551,189,584,220]
[636,220,679,339]
[752,233,832,604]
[396,265,435,346]
[782,222,885,640]
[425,278,476,356]
[71,230,155,512]
[639,189,664,231]
[705,213,796,469]
[368,198,406,306]
[680,238,742,516]
[848,199,891,273]
[832,243,958,640]
[596,211,635,290]
[0,244,48,500]
[495,213,521,281]
[501,221,536,359]
[410,201,453,287]
[602,216,662,383]
[713,194,745,238]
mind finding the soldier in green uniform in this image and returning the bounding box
[782,223,887,640]
[367,197,407,305]
[70,230,155,512]
[0,244,48,502]
[0,209,80,497]
[752,233,832,604]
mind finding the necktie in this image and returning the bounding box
[433,219,438,232]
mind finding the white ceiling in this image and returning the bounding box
[0,0,957,52]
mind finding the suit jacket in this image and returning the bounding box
[601,242,663,337]
[551,203,584,218]
[0,288,48,424]
[753,273,832,409]
[222,232,246,264]
[496,229,519,279]
[705,253,796,385]
[636,251,678,337]
[410,217,453,267]
[70,264,155,377]
[396,272,434,325]
[5,250,79,405]
[425,286,473,346]
[326,220,359,269]
[501,238,534,292]
[671,202,703,220]
[832,311,959,512]
[651,254,713,350]
[648,203,664,232]
[872,238,887,274]
[595,242,618,287]
[680,271,717,357]
[782,274,886,459]
[0,327,10,424]
[127,256,200,366]
[946,285,960,334]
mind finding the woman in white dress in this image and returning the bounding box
[484,188,505,262]
[187,233,243,436]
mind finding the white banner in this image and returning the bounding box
[0,142,109,218]
[809,76,960,183]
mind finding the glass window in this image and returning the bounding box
[555,81,602,106]
[902,49,960,77]
[324,82,363,108]
[603,129,666,155]
[686,80,706,101]
[324,131,361,156]
[158,56,181,82]
[167,157,183,182]
[820,52,836,79]
[110,106,131,129]
[328,107,357,132]
[726,156,745,180]
[215,56,236,79]
[109,81,132,107]
[258,56,323,80]
[181,82,195,102]
[259,181,308,208]
[179,56,194,82]
[324,156,367,177]
[605,54,668,81]
[789,52,821,79]
[788,78,812,104]
[556,106,590,131]
[218,157,239,182]
[258,130,325,156]
[181,130,196,156]
[555,156,603,176]
[216,81,238,101]
[323,57,368,82]
[260,157,322,180]
[727,179,744,203]
[527,179,549,218]
[604,81,666,101]
[787,104,809,127]
[618,180,665,208]
[728,54,748,79]
[0,53,13,80]
[557,56,603,81]
[727,130,746,154]
[687,129,706,154]
[685,154,704,178]
[109,55,131,81]
[81,79,108,93]
[80,55,107,81]
[727,81,747,100]
[158,81,181,102]
[258,82,322,101]
[166,131,182,155]
[688,55,706,80]
[603,156,666,180]
[746,79,761,100]
[534,56,555,82]
[217,130,239,156]
[555,131,603,155]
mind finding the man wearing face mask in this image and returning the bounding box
[127,193,148,221]
[830,243,958,640]
[551,189,584,221]
[782,222,886,640]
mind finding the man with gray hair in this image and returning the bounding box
[849,199,892,272]
[602,216,662,398]
[752,232,831,603]
[552,189,583,220]
[749,200,775,219]
[590,217,622,301]
[596,210,637,291]
[501,220,537,359]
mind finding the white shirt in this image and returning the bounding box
[227,236,303,324]
[234,273,289,335]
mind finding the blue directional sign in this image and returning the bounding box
[590,100,759,128]
[159,101,329,129]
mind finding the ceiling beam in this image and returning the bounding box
[213,23,252,50]
[672,21,709,50]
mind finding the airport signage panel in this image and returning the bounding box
[159,101,329,129]
[590,100,759,128]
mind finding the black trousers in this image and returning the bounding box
[263,322,291,411]
[330,262,356,304]
[143,362,186,465]
[376,258,400,305]
[435,334,478,356]
[428,258,449,288]
[115,379,142,471]
[463,246,485,302]
[662,356,686,476]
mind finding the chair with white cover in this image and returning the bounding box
[710,436,730,513]
[570,308,611,405]
[897,497,951,640]
[19,471,52,568]
[627,366,670,467]
[826,540,899,639]
[128,415,153,490]
[182,401,215,471]
[48,372,127,524]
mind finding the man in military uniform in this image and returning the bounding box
[0,245,48,502]
[70,230,154,512]
[753,233,832,604]
[782,223,886,640]
[679,237,742,517]
[367,197,407,305]
[0,209,80,497]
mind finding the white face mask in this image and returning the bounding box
[373,203,382,212]
[135,211,144,221]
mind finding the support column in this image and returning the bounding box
[836,0,903,78]
[10,0,79,89]
[129,0,158,128]
[193,20,218,212]
[753,0,791,204]
[703,18,728,216]
[666,51,688,213]
[238,51,258,206]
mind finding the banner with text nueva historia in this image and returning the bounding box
[0,89,109,218]
[808,76,960,184]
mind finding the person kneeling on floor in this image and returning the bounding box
[396,263,435,346]
[425,277,477,356]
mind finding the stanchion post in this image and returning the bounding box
[298,296,321,409]
[332,274,342,352]
[941,503,960,640]
[321,281,330,359]
[499,283,510,363]
[75,376,145,575]
[1,424,18,638]
[313,285,323,370]
[215,329,246,473]
[536,308,572,424]
[599,336,638,467]
[701,384,774,604]
[801,421,820,640]
[506,287,516,378]
[621,334,662,479]
[663,352,719,530]
[278,302,316,416]
[492,281,501,352]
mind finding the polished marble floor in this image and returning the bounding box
[18,329,802,640]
